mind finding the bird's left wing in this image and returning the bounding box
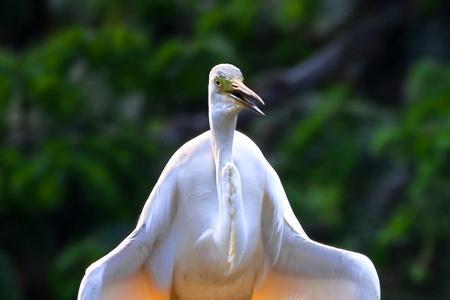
[254,165,380,300]
[78,160,180,300]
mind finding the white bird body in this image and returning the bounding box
[158,131,266,300]
[78,64,380,300]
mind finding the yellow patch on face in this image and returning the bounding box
[214,76,233,92]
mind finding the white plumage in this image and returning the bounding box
[78,64,380,300]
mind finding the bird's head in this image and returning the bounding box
[208,64,265,116]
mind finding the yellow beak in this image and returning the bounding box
[227,80,265,116]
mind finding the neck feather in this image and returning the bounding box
[209,107,237,167]
[207,93,247,273]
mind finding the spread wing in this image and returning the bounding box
[78,159,180,300]
[254,165,380,300]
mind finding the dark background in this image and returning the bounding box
[0,0,449,299]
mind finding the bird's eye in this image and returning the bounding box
[215,80,221,86]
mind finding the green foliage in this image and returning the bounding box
[371,61,450,289]
[0,24,168,300]
[280,86,357,232]
[0,1,449,299]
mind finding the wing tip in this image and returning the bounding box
[355,253,381,299]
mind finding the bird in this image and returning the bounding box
[78,63,380,300]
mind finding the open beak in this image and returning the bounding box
[228,80,265,116]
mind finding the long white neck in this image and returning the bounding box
[209,110,236,168]
[206,93,247,274]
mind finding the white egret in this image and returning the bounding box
[78,63,380,300]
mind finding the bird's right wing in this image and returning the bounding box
[254,165,380,300]
[78,159,181,300]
